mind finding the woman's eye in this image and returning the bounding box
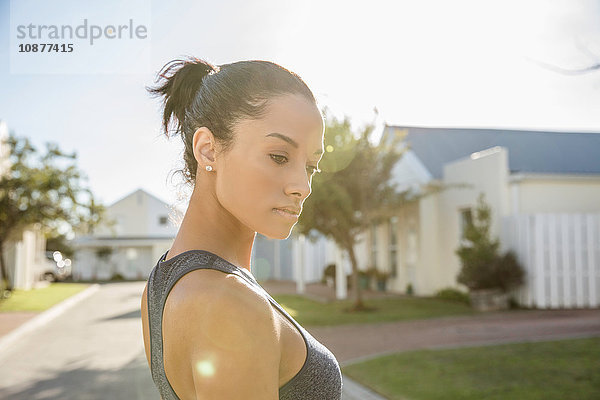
[270,154,320,175]
[270,154,288,164]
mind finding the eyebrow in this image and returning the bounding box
[266,132,324,156]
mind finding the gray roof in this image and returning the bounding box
[382,125,600,179]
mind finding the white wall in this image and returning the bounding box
[4,224,47,290]
[513,175,600,214]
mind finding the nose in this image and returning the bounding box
[284,167,312,201]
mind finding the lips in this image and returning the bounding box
[273,208,299,219]
[274,207,300,215]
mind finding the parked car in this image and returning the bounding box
[41,251,72,282]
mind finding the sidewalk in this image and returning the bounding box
[0,312,38,338]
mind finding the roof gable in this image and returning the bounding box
[109,188,170,209]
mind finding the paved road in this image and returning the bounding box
[0,281,155,400]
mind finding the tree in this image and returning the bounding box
[455,193,525,293]
[45,232,75,259]
[0,133,107,293]
[296,111,411,311]
[455,193,501,291]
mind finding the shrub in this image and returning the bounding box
[435,287,470,304]
[96,246,113,260]
[110,273,125,281]
[322,263,336,282]
[365,266,378,278]
[490,250,525,293]
[456,193,525,293]
[375,269,391,281]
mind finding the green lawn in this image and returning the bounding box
[342,337,600,400]
[0,282,91,312]
[270,294,480,326]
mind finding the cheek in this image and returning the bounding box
[216,154,280,217]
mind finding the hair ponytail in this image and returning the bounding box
[147,57,217,138]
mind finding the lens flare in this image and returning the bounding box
[195,359,216,377]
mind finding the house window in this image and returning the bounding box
[459,208,473,239]
[159,215,168,226]
[370,222,377,268]
[389,216,398,277]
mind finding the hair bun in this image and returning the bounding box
[147,57,217,138]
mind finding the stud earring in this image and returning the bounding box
[205,165,213,172]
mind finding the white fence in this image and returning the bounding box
[501,213,600,308]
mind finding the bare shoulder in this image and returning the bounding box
[164,268,272,318]
[163,269,281,399]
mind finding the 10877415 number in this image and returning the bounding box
[18,43,74,52]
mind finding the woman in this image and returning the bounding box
[140,57,343,400]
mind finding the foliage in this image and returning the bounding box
[321,263,336,284]
[358,269,370,280]
[0,132,107,291]
[374,269,391,281]
[95,246,113,260]
[455,193,499,291]
[490,250,526,293]
[110,272,125,281]
[45,232,75,258]
[365,266,378,278]
[323,263,336,279]
[295,110,411,310]
[435,287,470,304]
[455,193,525,292]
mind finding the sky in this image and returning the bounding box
[1,0,600,212]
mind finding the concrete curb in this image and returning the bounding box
[342,374,390,400]
[0,283,100,355]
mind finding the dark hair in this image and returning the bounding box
[147,57,318,186]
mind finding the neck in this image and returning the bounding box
[168,184,256,274]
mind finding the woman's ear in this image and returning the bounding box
[192,127,216,165]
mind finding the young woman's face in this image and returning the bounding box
[216,93,324,239]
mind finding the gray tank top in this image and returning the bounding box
[147,249,343,399]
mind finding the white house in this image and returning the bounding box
[72,188,182,280]
[359,125,600,309]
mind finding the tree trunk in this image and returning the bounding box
[347,244,366,310]
[0,240,13,293]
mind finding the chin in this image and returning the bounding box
[260,227,294,240]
